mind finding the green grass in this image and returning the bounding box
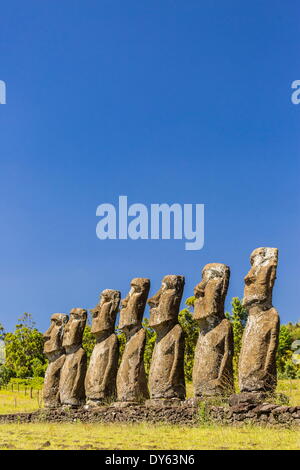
[0,388,42,414]
[0,380,298,450]
[0,422,299,450]
[277,379,300,405]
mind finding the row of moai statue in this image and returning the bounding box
[43,247,280,408]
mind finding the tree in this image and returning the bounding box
[178,299,199,382]
[82,322,96,363]
[4,313,46,378]
[276,325,300,378]
[0,322,5,341]
[116,330,126,367]
[225,297,248,377]
[142,318,156,376]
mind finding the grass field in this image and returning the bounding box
[0,388,42,414]
[0,380,299,450]
[0,422,299,450]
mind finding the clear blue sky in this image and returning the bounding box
[0,0,299,332]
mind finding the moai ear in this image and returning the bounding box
[269,264,277,289]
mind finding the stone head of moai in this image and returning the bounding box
[119,278,150,332]
[194,263,230,326]
[243,247,278,311]
[148,275,185,331]
[91,289,121,339]
[62,308,87,350]
[43,313,69,356]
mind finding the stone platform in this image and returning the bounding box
[0,401,299,427]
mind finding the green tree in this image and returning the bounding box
[82,322,96,363]
[285,322,300,342]
[0,322,5,341]
[276,325,298,378]
[142,318,156,376]
[117,330,126,366]
[178,299,199,382]
[225,297,248,377]
[4,313,46,378]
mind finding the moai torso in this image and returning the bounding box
[43,313,68,408]
[59,308,87,406]
[149,323,185,399]
[116,278,150,403]
[85,290,120,405]
[239,248,280,393]
[192,264,234,397]
[147,275,186,401]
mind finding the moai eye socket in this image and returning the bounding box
[244,274,254,285]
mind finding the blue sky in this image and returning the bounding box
[0,0,299,332]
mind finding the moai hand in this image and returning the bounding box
[85,289,120,406]
[59,308,87,407]
[192,263,234,398]
[146,275,186,407]
[115,278,150,405]
[43,313,68,408]
[238,248,280,395]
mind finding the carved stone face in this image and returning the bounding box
[243,247,278,309]
[43,313,69,355]
[119,278,150,330]
[62,308,87,348]
[194,263,230,322]
[91,289,120,335]
[148,275,185,329]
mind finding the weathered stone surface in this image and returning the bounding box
[59,308,87,407]
[229,392,267,407]
[43,313,68,408]
[192,263,234,397]
[147,275,186,403]
[116,278,150,404]
[239,248,280,393]
[85,290,120,406]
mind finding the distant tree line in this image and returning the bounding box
[0,298,299,386]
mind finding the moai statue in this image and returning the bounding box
[238,247,280,395]
[43,313,69,408]
[146,275,185,406]
[85,290,120,406]
[192,264,234,398]
[59,308,87,407]
[115,278,150,406]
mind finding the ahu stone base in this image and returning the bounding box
[0,402,300,427]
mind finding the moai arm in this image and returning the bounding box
[217,325,233,383]
[169,326,184,387]
[264,319,279,375]
[72,351,87,398]
[102,336,118,387]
